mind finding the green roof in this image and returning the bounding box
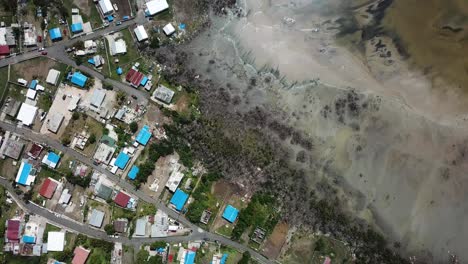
[96,184,113,200]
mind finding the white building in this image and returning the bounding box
[98,0,114,15]
[90,89,106,109]
[145,0,169,16]
[17,103,38,126]
[68,96,80,111]
[26,89,37,100]
[162,23,175,36]
[46,69,60,86]
[47,232,65,251]
[134,25,148,42]
[110,39,127,55]
[23,28,37,46]
[46,112,64,133]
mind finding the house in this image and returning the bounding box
[127,165,139,180]
[27,143,44,159]
[110,39,126,55]
[184,251,196,264]
[98,0,114,15]
[47,232,65,251]
[135,125,151,146]
[114,151,130,170]
[15,161,35,186]
[95,182,113,200]
[222,205,239,223]
[125,68,145,87]
[26,89,37,100]
[17,103,38,126]
[24,28,37,46]
[0,45,9,56]
[29,80,38,89]
[70,23,83,33]
[89,209,105,228]
[59,189,72,204]
[3,139,25,160]
[46,112,64,133]
[46,69,61,86]
[72,246,91,264]
[42,152,61,169]
[134,25,148,42]
[93,142,116,165]
[88,55,104,68]
[145,0,169,16]
[39,178,58,199]
[165,165,184,192]
[70,72,88,87]
[6,219,21,242]
[170,189,188,211]
[3,99,21,117]
[153,85,175,104]
[134,218,147,236]
[163,23,175,36]
[113,219,128,233]
[49,28,62,41]
[114,191,131,207]
[90,89,106,108]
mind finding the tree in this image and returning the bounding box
[103,82,113,90]
[116,91,126,105]
[136,249,150,262]
[149,36,159,49]
[102,127,109,135]
[75,56,83,66]
[129,122,138,133]
[104,224,115,235]
[238,251,251,264]
[89,134,96,144]
[61,136,71,146]
[150,241,166,250]
[72,111,80,120]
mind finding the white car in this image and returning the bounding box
[113,3,118,11]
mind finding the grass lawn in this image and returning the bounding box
[38,166,63,180]
[107,29,141,80]
[0,66,9,103]
[111,204,135,220]
[86,247,109,263]
[6,84,26,102]
[216,224,234,237]
[136,201,157,217]
[61,113,104,156]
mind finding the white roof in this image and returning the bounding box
[36,84,45,91]
[110,39,127,55]
[17,103,37,126]
[46,112,64,133]
[165,168,184,192]
[26,89,37,100]
[91,89,106,108]
[0,27,6,45]
[15,162,35,186]
[134,25,148,42]
[84,40,96,49]
[146,0,169,15]
[163,23,175,36]
[99,0,114,14]
[68,96,80,111]
[46,69,60,85]
[47,232,65,251]
[135,219,147,236]
[24,28,37,46]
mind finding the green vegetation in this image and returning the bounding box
[238,251,251,264]
[104,224,115,235]
[137,202,157,217]
[231,193,279,241]
[114,123,131,148]
[111,204,134,220]
[74,234,114,263]
[107,29,141,80]
[186,172,221,224]
[0,66,10,104]
[150,241,166,250]
[61,113,104,155]
[129,121,139,133]
[136,249,163,263]
[37,93,53,111]
[133,139,175,187]
[65,170,91,188]
[38,165,62,180]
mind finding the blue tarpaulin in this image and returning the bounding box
[222,205,239,223]
[220,254,228,264]
[49,27,62,41]
[140,76,148,86]
[16,162,32,185]
[47,152,60,164]
[70,23,83,33]
[179,23,186,30]
[123,16,130,20]
[29,79,37,89]
[184,251,196,264]
[88,58,95,65]
[128,165,139,180]
[170,189,188,211]
[22,235,36,244]
[114,151,130,169]
[135,125,151,145]
[71,72,88,87]
[116,67,123,75]
[107,15,114,22]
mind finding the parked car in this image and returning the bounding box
[41,51,47,55]
[131,95,137,99]
[38,47,44,51]
[116,21,122,25]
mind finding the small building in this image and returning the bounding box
[110,39,126,55]
[0,45,10,56]
[3,99,21,117]
[46,112,64,133]
[70,23,83,33]
[165,167,184,192]
[145,0,169,16]
[134,218,147,236]
[135,125,151,146]
[24,29,37,46]
[71,8,79,14]
[39,178,58,199]
[114,151,130,170]
[114,191,131,208]
[42,152,61,169]
[72,246,90,264]
[17,78,28,86]
[98,0,114,15]
[6,219,21,242]
[222,205,239,223]
[4,139,25,160]
[114,108,125,121]
[59,189,72,204]
[15,161,35,186]
[46,69,61,86]
[47,232,65,251]
[68,96,80,111]
[17,103,38,126]
[113,219,128,233]
[93,142,115,165]
[162,23,175,36]
[90,89,106,108]
[29,80,38,89]
[127,165,139,180]
[153,85,175,104]
[134,25,148,42]
[89,209,105,228]
[27,143,43,159]
[70,72,88,87]
[26,89,37,100]
[95,182,113,200]
[49,28,62,41]
[200,210,211,225]
[170,189,188,211]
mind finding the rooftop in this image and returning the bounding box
[39,178,58,199]
[170,189,188,211]
[145,0,169,16]
[15,161,35,186]
[72,246,90,264]
[153,85,175,104]
[17,103,38,126]
[127,165,139,180]
[222,205,239,223]
[135,125,151,145]
[47,232,65,251]
[89,209,105,227]
[114,151,130,170]
[70,72,88,87]
[4,139,25,160]
[46,112,64,133]
[114,191,131,207]
[49,28,62,41]
[42,152,61,169]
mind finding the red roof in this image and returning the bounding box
[125,68,136,82]
[39,178,58,199]
[72,246,90,264]
[0,45,10,55]
[6,220,20,241]
[28,143,44,159]
[114,191,131,207]
[131,71,144,87]
[323,257,331,264]
[168,254,173,262]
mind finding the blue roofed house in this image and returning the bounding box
[127,165,139,180]
[15,161,36,186]
[29,80,38,90]
[135,125,152,146]
[42,152,61,169]
[22,235,36,244]
[70,72,88,87]
[184,251,196,264]
[222,205,239,223]
[114,151,130,170]
[170,189,188,211]
[116,67,123,75]
[220,253,229,264]
[70,23,83,33]
[49,27,62,41]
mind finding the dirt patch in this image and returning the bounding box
[12,58,56,81]
[73,0,92,16]
[261,222,289,260]
[113,0,132,17]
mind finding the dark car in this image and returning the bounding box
[131,95,137,99]
[41,51,48,55]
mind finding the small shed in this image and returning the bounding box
[71,23,83,33]
[127,165,139,180]
[49,28,62,41]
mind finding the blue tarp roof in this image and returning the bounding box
[22,235,36,243]
[29,79,37,89]
[128,165,139,180]
[49,27,62,40]
[70,23,83,33]
[184,251,196,264]
[116,67,123,75]
[170,189,188,211]
[17,162,32,185]
[220,254,228,264]
[123,16,130,20]
[135,125,151,145]
[114,152,130,169]
[222,205,239,223]
[47,152,60,164]
[88,58,95,65]
[140,76,148,86]
[107,15,114,22]
[71,72,87,87]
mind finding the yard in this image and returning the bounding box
[60,113,104,156]
[63,0,103,29]
[106,29,141,81]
